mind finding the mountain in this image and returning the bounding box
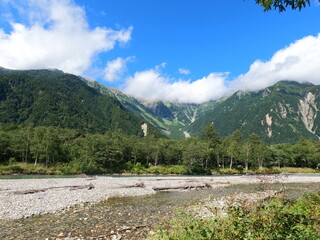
[89,79,320,143]
[87,81,206,139]
[188,81,320,143]
[0,68,146,136]
[2,67,319,143]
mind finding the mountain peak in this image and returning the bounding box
[274,80,314,88]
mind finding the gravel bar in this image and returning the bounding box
[0,174,319,220]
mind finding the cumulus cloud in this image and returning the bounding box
[178,68,191,75]
[0,0,132,75]
[104,57,133,82]
[231,34,320,91]
[123,67,229,104]
[123,33,320,104]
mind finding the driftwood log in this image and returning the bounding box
[12,183,94,195]
[123,182,145,188]
[153,183,212,191]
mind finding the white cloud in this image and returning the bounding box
[104,57,133,82]
[123,67,229,104]
[231,34,320,91]
[178,68,191,75]
[123,33,320,104]
[0,0,132,75]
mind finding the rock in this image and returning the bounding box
[110,235,121,240]
[57,232,66,237]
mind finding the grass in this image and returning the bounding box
[0,163,318,175]
[274,167,318,174]
[212,167,282,175]
[0,162,81,175]
[150,191,320,240]
[212,167,319,175]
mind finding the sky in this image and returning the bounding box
[0,0,320,103]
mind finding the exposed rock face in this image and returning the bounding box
[265,113,273,138]
[141,123,148,137]
[262,88,271,98]
[299,92,318,136]
[236,90,247,99]
[183,131,190,138]
[278,102,287,119]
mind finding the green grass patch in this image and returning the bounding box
[212,167,282,175]
[274,167,319,174]
[0,163,82,175]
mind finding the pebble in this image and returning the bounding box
[0,176,319,239]
[57,232,66,237]
[3,175,314,220]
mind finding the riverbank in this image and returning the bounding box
[0,175,320,220]
[1,163,319,176]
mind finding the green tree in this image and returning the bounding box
[71,134,100,173]
[181,138,210,168]
[202,123,221,168]
[0,131,11,164]
[289,138,319,168]
[157,139,182,165]
[269,143,291,167]
[254,0,319,12]
[201,123,219,142]
[227,130,243,169]
[9,125,33,163]
[242,133,261,169]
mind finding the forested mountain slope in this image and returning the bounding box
[0,68,145,136]
[188,81,320,143]
[88,80,208,139]
[2,67,319,143]
[88,79,320,143]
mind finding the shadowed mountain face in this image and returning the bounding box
[0,68,145,136]
[90,80,320,143]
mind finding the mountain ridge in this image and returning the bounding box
[1,67,320,143]
[0,68,147,136]
[90,79,320,143]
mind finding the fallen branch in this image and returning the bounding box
[119,182,146,188]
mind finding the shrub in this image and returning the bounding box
[151,192,320,240]
[131,163,147,174]
[167,165,189,175]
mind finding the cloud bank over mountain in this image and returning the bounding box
[123,33,320,103]
[124,68,229,104]
[231,34,320,91]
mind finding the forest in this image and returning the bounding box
[0,123,319,175]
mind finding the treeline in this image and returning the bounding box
[0,124,319,174]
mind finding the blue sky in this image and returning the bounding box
[1,0,320,103]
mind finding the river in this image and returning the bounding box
[0,182,319,239]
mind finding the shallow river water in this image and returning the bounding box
[0,182,319,240]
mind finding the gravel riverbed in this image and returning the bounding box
[0,174,319,220]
